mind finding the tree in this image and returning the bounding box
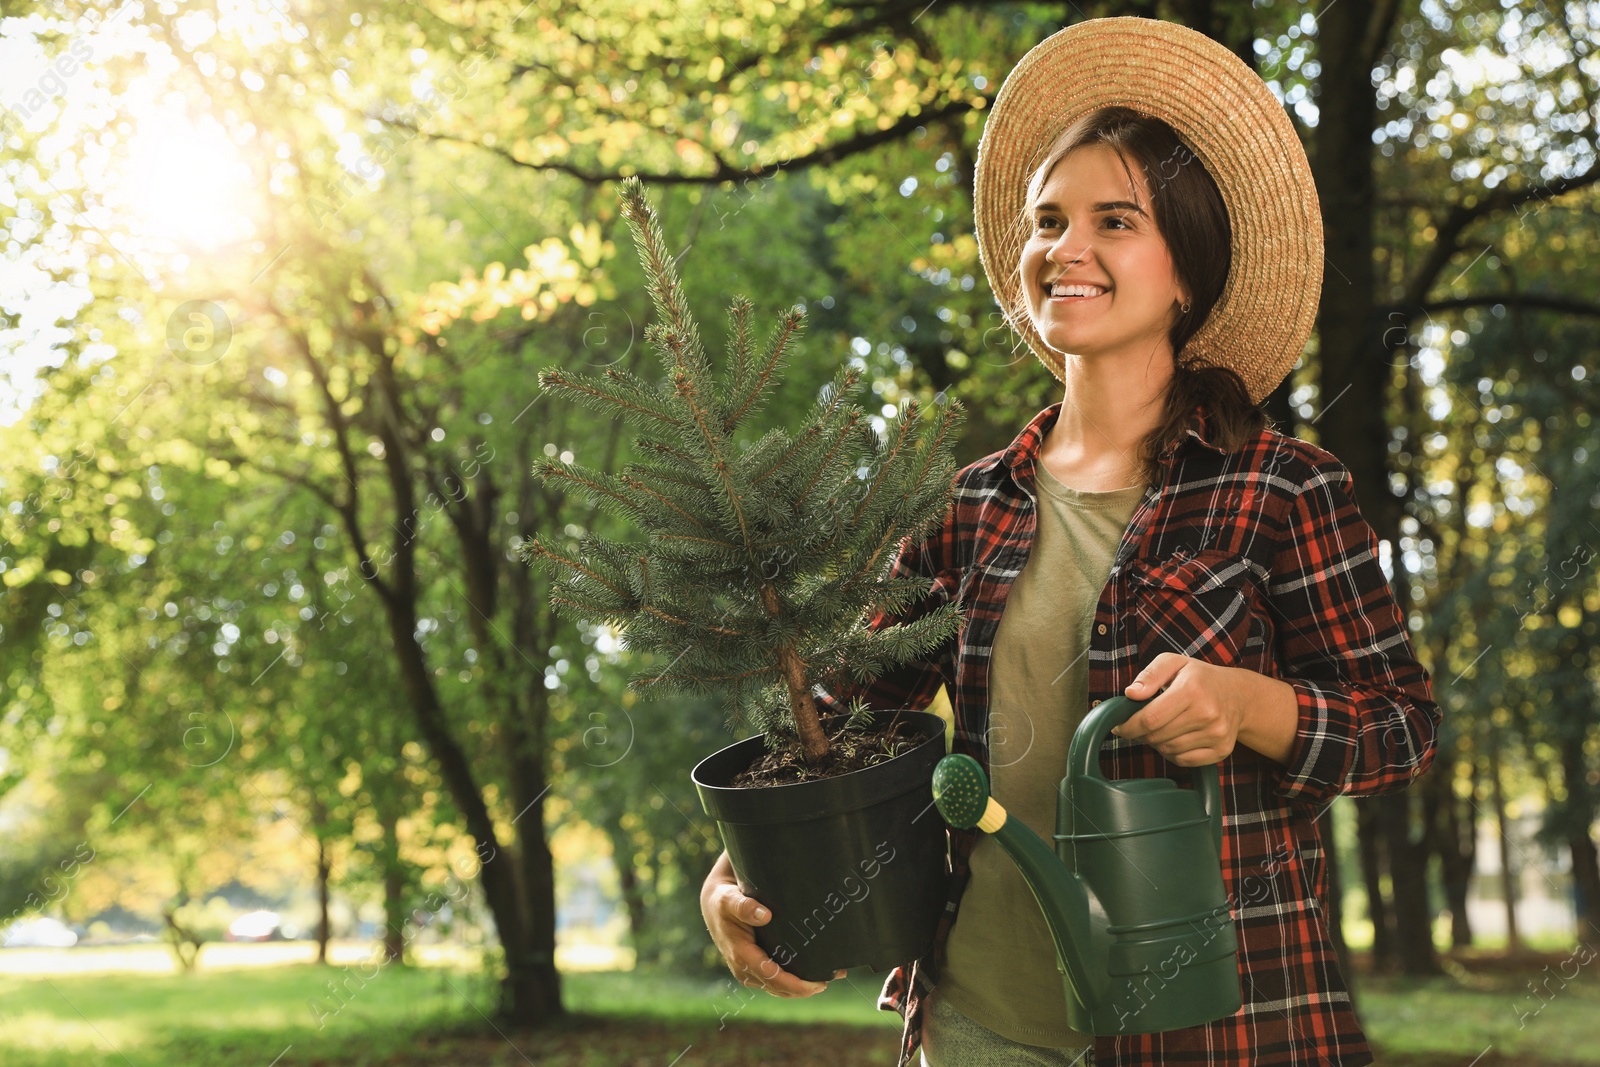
[522,177,965,770]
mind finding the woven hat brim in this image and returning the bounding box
[974,17,1324,405]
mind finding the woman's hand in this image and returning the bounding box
[1113,652,1299,766]
[700,850,847,997]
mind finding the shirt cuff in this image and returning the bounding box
[1271,678,1356,804]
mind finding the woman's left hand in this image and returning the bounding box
[1111,652,1288,766]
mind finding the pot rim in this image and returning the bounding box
[690,708,947,796]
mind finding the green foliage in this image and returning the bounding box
[520,177,965,747]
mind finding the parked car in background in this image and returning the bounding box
[2,917,79,947]
[224,910,285,942]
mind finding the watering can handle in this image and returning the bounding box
[1067,693,1224,855]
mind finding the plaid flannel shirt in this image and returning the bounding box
[814,399,1441,1067]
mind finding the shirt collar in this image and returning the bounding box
[979,398,1227,480]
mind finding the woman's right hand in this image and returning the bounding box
[700,849,846,997]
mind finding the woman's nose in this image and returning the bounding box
[1045,230,1092,267]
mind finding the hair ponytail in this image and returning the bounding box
[1134,361,1269,487]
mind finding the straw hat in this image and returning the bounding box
[973,17,1324,405]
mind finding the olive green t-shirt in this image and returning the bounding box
[936,461,1145,1047]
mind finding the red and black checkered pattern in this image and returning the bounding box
[815,400,1440,1067]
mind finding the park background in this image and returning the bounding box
[0,0,1597,1063]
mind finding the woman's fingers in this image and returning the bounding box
[1157,729,1232,766]
[707,881,842,997]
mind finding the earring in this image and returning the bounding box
[1180,299,1193,314]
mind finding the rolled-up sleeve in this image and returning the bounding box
[1265,455,1441,803]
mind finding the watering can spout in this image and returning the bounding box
[930,754,1096,1020]
[931,694,1241,1036]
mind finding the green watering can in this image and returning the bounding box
[931,693,1241,1036]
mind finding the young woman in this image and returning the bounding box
[701,18,1440,1067]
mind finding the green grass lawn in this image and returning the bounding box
[0,948,901,1067]
[0,945,1594,1065]
[1357,951,1600,1064]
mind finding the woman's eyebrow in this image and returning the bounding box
[1032,200,1147,215]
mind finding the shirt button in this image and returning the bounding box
[1096,623,1107,634]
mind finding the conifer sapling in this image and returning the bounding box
[518,176,964,776]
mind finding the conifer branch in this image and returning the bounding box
[522,537,630,602]
[617,472,710,530]
[751,365,863,486]
[849,399,963,582]
[752,423,822,488]
[620,186,713,387]
[633,435,699,468]
[655,532,741,548]
[722,308,803,432]
[636,667,772,686]
[634,603,744,636]
[796,409,863,509]
[628,464,714,495]
[846,400,918,530]
[531,459,644,520]
[536,366,676,424]
[671,364,753,548]
[725,295,754,422]
[551,594,625,619]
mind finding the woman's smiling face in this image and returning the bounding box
[1019,143,1188,364]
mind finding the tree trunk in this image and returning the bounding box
[162,904,201,973]
[379,793,406,966]
[1488,725,1520,954]
[1420,748,1476,949]
[1311,0,1398,535]
[1312,0,1435,979]
[416,439,566,1027]
[505,717,563,1024]
[316,833,332,965]
[1356,800,1393,971]
[1417,773,1446,944]
[1321,804,1354,990]
[384,865,406,964]
[761,582,830,763]
[1441,805,1475,949]
[384,599,549,1020]
[1559,730,1600,940]
[378,802,406,964]
[505,481,565,1025]
[608,823,650,959]
[1382,791,1440,974]
[309,256,566,1027]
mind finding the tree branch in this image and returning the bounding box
[1385,292,1600,320]
[265,296,396,609]
[1402,160,1600,308]
[379,98,982,187]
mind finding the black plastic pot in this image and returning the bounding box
[691,709,950,983]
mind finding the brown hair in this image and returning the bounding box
[1004,106,1269,486]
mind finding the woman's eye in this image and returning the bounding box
[1034,214,1131,232]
